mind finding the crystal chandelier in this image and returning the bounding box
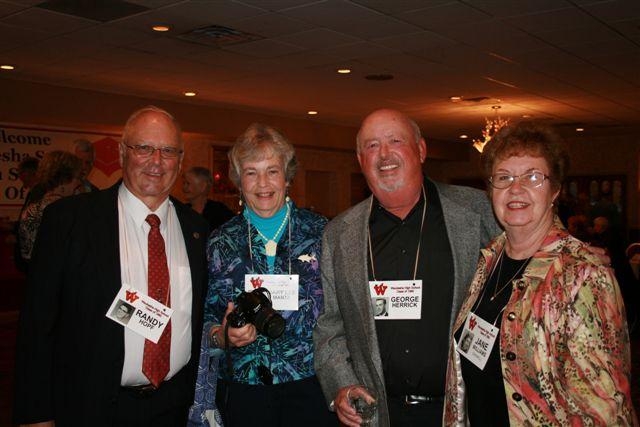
[472,105,509,153]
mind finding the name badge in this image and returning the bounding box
[368,280,422,320]
[106,285,173,343]
[244,274,299,311]
[456,312,499,370]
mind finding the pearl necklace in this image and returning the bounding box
[253,203,290,256]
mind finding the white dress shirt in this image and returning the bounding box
[117,184,192,386]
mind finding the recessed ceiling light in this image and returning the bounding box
[576,127,584,132]
[337,68,351,74]
[1,64,15,70]
[522,114,531,118]
[307,111,318,115]
[450,96,462,102]
[459,134,468,139]
[184,91,196,97]
[152,25,171,32]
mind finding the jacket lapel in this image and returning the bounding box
[339,197,386,383]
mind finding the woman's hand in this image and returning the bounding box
[216,302,257,348]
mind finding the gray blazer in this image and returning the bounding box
[313,179,500,427]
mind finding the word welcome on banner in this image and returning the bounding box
[0,124,122,219]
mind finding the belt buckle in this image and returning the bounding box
[404,394,426,405]
[126,384,157,397]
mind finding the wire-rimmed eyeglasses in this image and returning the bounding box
[123,143,183,159]
[489,171,550,189]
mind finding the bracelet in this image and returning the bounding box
[209,326,222,348]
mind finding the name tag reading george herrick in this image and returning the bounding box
[244,274,299,311]
[106,285,173,343]
[368,280,422,320]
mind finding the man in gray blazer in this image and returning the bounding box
[313,109,500,426]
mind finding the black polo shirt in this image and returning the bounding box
[370,178,454,397]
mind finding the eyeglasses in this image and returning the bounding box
[123,143,183,159]
[489,171,550,189]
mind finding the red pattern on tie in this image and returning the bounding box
[143,214,171,387]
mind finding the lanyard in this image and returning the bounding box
[366,186,427,282]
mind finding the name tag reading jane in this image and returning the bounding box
[456,312,499,370]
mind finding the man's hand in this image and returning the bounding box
[218,302,257,348]
[334,385,376,427]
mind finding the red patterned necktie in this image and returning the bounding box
[143,214,171,388]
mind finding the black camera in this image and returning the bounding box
[227,288,285,339]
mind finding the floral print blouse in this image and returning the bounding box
[444,217,637,426]
[19,192,62,260]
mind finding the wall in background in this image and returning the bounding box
[3,79,637,231]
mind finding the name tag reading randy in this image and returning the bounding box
[368,280,422,320]
[244,274,299,311]
[456,312,499,370]
[106,285,173,343]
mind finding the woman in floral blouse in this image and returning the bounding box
[189,123,336,427]
[444,122,637,426]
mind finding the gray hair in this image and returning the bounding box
[228,123,298,188]
[186,166,213,190]
[356,111,422,153]
[73,139,95,160]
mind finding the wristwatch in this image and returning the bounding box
[209,326,222,348]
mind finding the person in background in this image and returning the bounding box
[18,151,83,262]
[183,166,234,231]
[443,122,636,425]
[189,123,335,427]
[14,106,209,426]
[313,109,500,427]
[590,215,639,334]
[13,156,45,272]
[74,138,99,192]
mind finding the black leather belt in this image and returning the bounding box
[402,394,444,405]
[121,383,158,397]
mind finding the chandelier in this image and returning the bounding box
[472,105,509,153]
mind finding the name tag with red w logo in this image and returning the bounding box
[368,280,422,320]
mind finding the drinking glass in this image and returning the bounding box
[350,386,377,427]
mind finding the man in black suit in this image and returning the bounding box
[14,106,208,427]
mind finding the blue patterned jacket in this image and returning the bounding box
[189,203,326,425]
[207,203,326,379]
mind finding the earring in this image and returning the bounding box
[238,192,244,207]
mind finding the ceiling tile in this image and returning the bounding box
[221,38,306,58]
[398,2,493,30]
[228,11,309,37]
[2,7,95,33]
[274,28,359,50]
[281,0,421,39]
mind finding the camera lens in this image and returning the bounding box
[255,308,285,339]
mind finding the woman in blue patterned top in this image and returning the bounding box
[190,123,336,427]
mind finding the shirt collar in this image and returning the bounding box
[118,183,171,229]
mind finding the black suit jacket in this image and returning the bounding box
[13,183,208,426]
